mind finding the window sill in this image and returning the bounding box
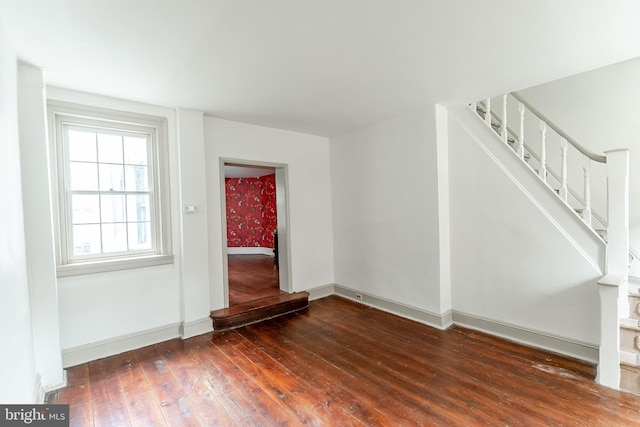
[56,254,174,277]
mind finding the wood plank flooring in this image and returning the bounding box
[228,254,281,306]
[47,296,640,426]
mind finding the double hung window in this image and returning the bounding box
[50,103,172,276]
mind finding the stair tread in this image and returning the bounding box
[621,350,640,368]
[621,318,640,331]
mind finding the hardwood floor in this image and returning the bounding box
[47,296,640,426]
[228,254,281,306]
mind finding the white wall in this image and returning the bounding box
[0,18,38,403]
[17,63,64,389]
[45,89,209,357]
[517,58,640,275]
[330,108,445,314]
[448,109,601,348]
[203,118,334,310]
[176,109,211,337]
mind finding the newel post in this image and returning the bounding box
[605,149,630,282]
[596,148,629,389]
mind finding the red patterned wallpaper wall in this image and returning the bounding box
[225,174,277,248]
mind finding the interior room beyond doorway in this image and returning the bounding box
[224,163,282,306]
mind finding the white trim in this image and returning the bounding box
[32,373,43,404]
[306,283,335,301]
[334,285,453,330]
[450,105,605,273]
[62,323,181,368]
[452,310,598,363]
[47,100,173,276]
[57,254,174,277]
[41,370,67,398]
[180,317,213,339]
[333,284,596,363]
[226,247,274,256]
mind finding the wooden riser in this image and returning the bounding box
[621,364,640,395]
[629,294,640,320]
[210,291,309,331]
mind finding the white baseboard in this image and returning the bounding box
[227,247,274,256]
[452,311,598,363]
[332,284,595,363]
[334,285,453,330]
[41,370,67,397]
[305,283,335,301]
[181,317,213,339]
[59,286,599,369]
[62,323,181,368]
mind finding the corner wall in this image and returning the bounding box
[0,18,39,403]
[330,108,446,318]
[43,91,212,364]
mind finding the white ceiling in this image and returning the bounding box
[2,1,640,137]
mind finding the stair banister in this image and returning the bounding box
[517,103,525,159]
[501,94,508,143]
[485,98,491,126]
[539,120,547,182]
[560,138,568,202]
[583,157,592,227]
[476,97,608,229]
[470,93,630,389]
[511,92,606,163]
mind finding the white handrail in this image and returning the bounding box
[511,92,606,163]
[473,99,608,230]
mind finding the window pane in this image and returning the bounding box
[100,195,125,223]
[68,129,97,162]
[99,164,125,191]
[72,224,101,255]
[125,165,149,191]
[127,194,150,222]
[71,195,99,224]
[70,162,98,191]
[128,222,151,250]
[124,136,148,165]
[101,223,127,253]
[98,133,123,164]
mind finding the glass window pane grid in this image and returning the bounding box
[65,126,155,260]
[68,189,154,259]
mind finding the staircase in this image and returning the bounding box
[210,291,309,331]
[621,277,640,393]
[468,93,631,392]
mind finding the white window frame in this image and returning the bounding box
[49,101,173,276]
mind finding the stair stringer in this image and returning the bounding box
[450,105,605,273]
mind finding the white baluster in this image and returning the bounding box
[559,138,568,203]
[485,98,491,127]
[517,102,525,159]
[583,156,592,227]
[501,94,508,143]
[539,120,547,182]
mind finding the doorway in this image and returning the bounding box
[220,159,291,307]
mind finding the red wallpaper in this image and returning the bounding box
[225,174,277,248]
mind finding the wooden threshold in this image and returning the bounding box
[210,291,309,331]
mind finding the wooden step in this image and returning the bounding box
[620,318,640,353]
[620,350,640,395]
[210,291,309,331]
